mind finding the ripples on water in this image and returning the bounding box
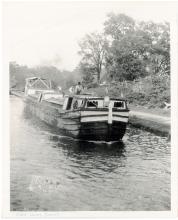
[10,97,170,211]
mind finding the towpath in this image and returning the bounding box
[129,105,170,136]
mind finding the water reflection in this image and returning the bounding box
[49,135,126,176]
[51,135,125,156]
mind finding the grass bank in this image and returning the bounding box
[87,74,170,113]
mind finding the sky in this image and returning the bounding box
[3,1,176,71]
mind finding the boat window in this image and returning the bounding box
[66,97,73,110]
[114,101,124,108]
[98,100,104,108]
[86,100,98,108]
[104,96,110,107]
[78,99,85,108]
[73,100,78,110]
[71,99,85,110]
[81,100,85,107]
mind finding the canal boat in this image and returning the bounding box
[24,77,129,142]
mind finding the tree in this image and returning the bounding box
[138,21,170,75]
[78,61,95,85]
[78,32,108,83]
[34,65,64,88]
[104,13,135,40]
[105,44,147,81]
[103,13,170,81]
[104,14,147,81]
[9,62,33,90]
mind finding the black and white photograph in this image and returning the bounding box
[2,0,178,217]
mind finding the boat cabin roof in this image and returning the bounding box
[68,94,127,101]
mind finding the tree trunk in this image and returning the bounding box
[97,72,100,84]
[97,64,101,84]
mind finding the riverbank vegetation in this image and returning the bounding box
[10,13,170,109]
[77,13,170,109]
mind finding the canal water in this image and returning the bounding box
[10,96,171,211]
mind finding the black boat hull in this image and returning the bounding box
[24,96,128,142]
[78,121,126,141]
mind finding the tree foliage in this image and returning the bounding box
[78,13,170,83]
[9,62,33,90]
[78,61,95,85]
[104,13,135,40]
[138,21,170,75]
[78,33,108,83]
[104,14,170,81]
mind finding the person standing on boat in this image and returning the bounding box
[75,82,83,94]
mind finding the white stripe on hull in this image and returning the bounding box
[81,111,129,117]
[113,116,129,123]
[113,112,129,117]
[81,111,107,116]
[81,116,108,122]
[81,116,128,123]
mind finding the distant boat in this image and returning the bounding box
[24,77,129,142]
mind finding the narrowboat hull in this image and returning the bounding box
[78,121,127,141]
[24,96,129,142]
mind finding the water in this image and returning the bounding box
[10,96,171,211]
